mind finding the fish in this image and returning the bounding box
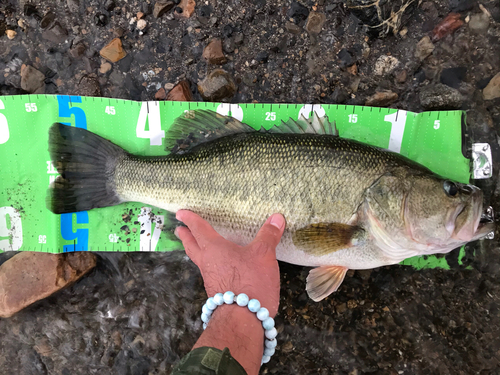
[47,110,495,301]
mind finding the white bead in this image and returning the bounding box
[202,304,213,316]
[236,293,249,306]
[265,327,277,340]
[201,313,211,323]
[213,293,224,305]
[265,339,277,349]
[203,323,207,330]
[262,317,274,330]
[248,299,261,313]
[206,297,217,310]
[262,355,271,364]
[264,347,275,357]
[256,307,269,321]
[223,291,235,304]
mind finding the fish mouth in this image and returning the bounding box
[451,188,495,242]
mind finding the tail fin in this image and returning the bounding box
[47,123,127,214]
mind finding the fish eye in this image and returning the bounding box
[443,181,458,197]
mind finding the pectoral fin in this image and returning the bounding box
[306,265,348,302]
[293,223,365,256]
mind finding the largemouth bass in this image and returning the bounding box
[47,110,494,301]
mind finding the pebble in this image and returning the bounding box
[483,72,500,100]
[305,11,326,35]
[202,39,227,65]
[153,0,174,18]
[440,67,467,89]
[164,82,175,90]
[395,70,407,83]
[6,29,16,39]
[69,42,86,58]
[431,13,464,41]
[137,12,145,19]
[374,55,399,76]
[174,0,195,18]
[42,22,68,44]
[285,21,302,34]
[155,87,167,100]
[197,69,236,101]
[287,1,309,24]
[100,38,127,63]
[365,90,398,107]
[137,19,147,30]
[337,48,354,68]
[76,76,101,96]
[419,83,463,110]
[166,80,193,101]
[415,36,434,61]
[20,65,45,93]
[0,252,96,318]
[99,62,112,74]
[468,13,489,34]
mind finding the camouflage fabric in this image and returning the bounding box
[171,347,248,375]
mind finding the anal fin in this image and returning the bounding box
[306,266,348,302]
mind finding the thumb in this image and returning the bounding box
[250,213,286,256]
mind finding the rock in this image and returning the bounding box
[395,70,407,83]
[365,90,398,107]
[287,1,309,24]
[233,32,244,45]
[419,83,463,110]
[76,76,101,96]
[42,22,68,44]
[242,73,257,87]
[197,69,236,101]
[100,38,127,63]
[374,55,399,76]
[99,62,112,74]
[431,13,463,41]
[255,51,269,63]
[223,38,235,53]
[164,82,175,90]
[166,80,193,101]
[440,67,467,89]
[330,87,349,104]
[202,39,227,65]
[137,19,147,30]
[104,0,116,11]
[483,72,500,100]
[6,29,16,39]
[469,13,489,34]
[415,36,434,61]
[337,48,354,68]
[336,303,347,314]
[69,42,86,58]
[0,252,96,318]
[285,21,302,34]
[174,0,195,18]
[21,65,45,94]
[153,1,174,18]
[137,12,145,19]
[305,11,326,35]
[67,0,79,12]
[450,0,476,12]
[155,87,167,100]
[94,13,108,27]
[40,12,56,29]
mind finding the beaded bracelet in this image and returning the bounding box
[201,291,278,365]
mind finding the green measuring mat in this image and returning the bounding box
[0,95,472,270]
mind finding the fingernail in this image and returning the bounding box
[176,210,183,220]
[269,214,285,230]
[174,228,180,239]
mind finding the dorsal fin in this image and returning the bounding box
[165,110,337,154]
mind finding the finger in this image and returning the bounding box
[251,213,286,255]
[176,210,221,247]
[175,226,201,264]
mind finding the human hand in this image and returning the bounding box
[175,211,285,317]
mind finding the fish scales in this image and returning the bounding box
[115,133,392,238]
